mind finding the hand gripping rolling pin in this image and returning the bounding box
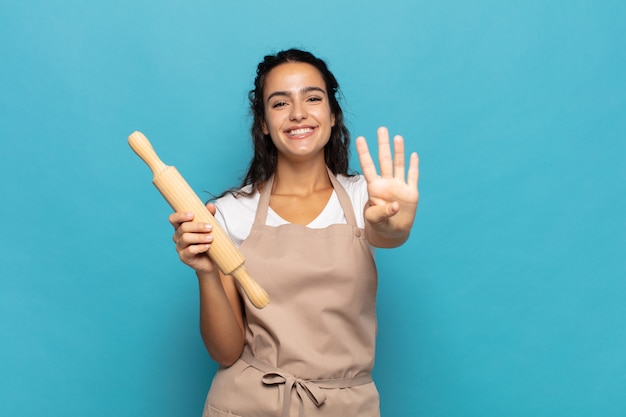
[128,131,269,309]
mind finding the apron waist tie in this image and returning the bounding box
[240,349,372,417]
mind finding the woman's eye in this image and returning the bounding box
[307,96,322,102]
[271,101,287,108]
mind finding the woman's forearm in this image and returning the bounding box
[196,270,246,366]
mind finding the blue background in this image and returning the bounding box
[1,1,625,416]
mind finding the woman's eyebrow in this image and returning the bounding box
[266,86,327,102]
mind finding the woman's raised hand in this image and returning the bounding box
[356,127,419,246]
[169,203,218,273]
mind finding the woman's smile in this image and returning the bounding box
[285,126,316,139]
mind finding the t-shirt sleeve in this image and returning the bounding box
[213,189,258,248]
[212,201,228,233]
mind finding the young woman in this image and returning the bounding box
[170,49,419,417]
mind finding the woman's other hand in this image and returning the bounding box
[356,127,419,247]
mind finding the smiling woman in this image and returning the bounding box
[168,48,419,417]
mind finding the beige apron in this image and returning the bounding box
[204,169,380,417]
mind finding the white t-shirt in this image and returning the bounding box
[214,174,370,248]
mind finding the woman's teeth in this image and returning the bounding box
[288,128,313,136]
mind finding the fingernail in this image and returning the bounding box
[205,224,212,230]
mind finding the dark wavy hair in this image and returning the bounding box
[234,48,352,194]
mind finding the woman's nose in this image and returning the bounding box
[289,101,307,121]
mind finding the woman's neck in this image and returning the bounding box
[272,155,332,197]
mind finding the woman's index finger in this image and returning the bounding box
[356,136,379,182]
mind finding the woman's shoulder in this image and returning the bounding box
[215,184,258,208]
[336,173,367,199]
[337,172,365,184]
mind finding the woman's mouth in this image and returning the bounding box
[286,127,315,138]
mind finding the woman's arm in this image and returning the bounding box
[170,209,245,366]
[356,127,420,248]
[196,269,245,366]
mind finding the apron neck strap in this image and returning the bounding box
[326,167,359,226]
[254,175,274,226]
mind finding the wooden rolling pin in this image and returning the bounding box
[128,131,269,309]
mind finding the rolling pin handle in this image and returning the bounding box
[128,131,169,176]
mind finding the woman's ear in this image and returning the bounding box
[261,120,269,135]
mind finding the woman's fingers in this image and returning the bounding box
[169,211,193,228]
[358,127,413,185]
[180,240,211,256]
[167,210,218,272]
[393,135,406,182]
[356,136,378,183]
[177,222,213,247]
[407,152,419,189]
[169,212,213,250]
[365,201,400,224]
[176,222,215,269]
[377,127,393,178]
[169,202,216,229]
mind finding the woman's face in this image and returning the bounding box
[262,62,335,163]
